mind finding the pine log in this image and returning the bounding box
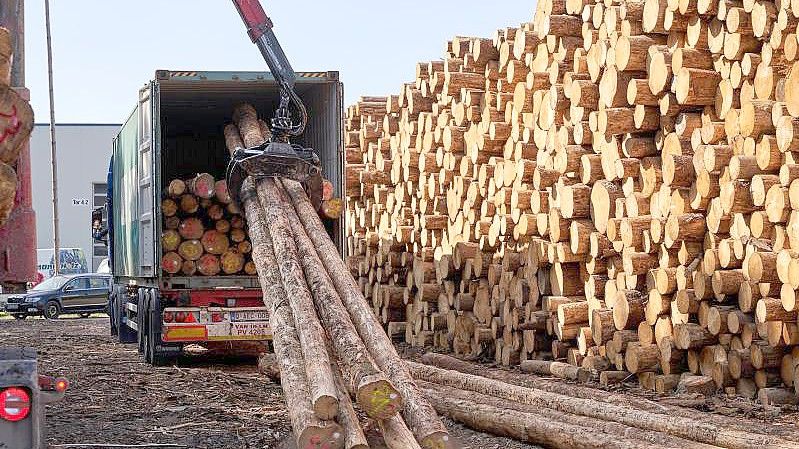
[275,181,403,420]
[408,360,791,448]
[281,179,449,446]
[256,179,339,420]
[240,180,344,449]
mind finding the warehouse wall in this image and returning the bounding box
[29,124,120,274]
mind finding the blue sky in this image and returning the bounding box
[23,0,535,123]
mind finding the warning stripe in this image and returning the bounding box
[297,72,328,78]
[165,71,329,79]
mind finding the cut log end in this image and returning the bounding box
[355,376,404,420]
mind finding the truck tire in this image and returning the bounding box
[137,290,146,354]
[144,288,173,367]
[109,291,118,337]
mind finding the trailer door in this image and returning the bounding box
[137,83,158,278]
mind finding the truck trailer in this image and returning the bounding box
[106,69,344,365]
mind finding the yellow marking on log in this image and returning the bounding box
[368,383,399,417]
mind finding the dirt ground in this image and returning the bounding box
[0,316,536,449]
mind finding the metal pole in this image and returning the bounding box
[44,0,60,275]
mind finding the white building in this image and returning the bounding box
[29,124,120,273]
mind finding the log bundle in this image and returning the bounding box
[160,174,256,277]
[413,353,799,449]
[224,104,449,449]
[344,0,799,404]
[0,27,34,227]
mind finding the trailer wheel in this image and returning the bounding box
[109,292,118,337]
[144,289,172,367]
[136,289,147,354]
[143,313,152,363]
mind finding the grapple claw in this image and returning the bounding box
[226,141,323,209]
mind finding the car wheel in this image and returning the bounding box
[12,314,26,320]
[79,312,91,318]
[44,301,61,320]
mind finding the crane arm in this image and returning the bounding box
[226,0,322,211]
[232,0,306,138]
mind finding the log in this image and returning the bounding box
[256,179,340,420]
[408,360,791,448]
[161,252,182,275]
[521,360,592,382]
[275,181,403,420]
[420,382,647,449]
[220,249,245,275]
[676,374,716,396]
[421,380,710,449]
[281,179,449,446]
[196,254,220,276]
[233,103,265,148]
[167,179,186,198]
[200,230,230,255]
[240,181,344,449]
[177,240,203,262]
[178,217,204,240]
[378,416,422,449]
[331,361,369,449]
[188,173,216,199]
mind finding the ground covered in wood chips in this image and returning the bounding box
[0,317,538,449]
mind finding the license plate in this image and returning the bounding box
[231,322,271,337]
[5,304,18,310]
[230,310,269,321]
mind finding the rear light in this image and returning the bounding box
[55,378,69,393]
[211,312,223,323]
[173,311,198,323]
[0,387,31,422]
[163,311,174,323]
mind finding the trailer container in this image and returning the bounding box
[107,70,343,365]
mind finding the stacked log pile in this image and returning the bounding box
[223,104,449,449]
[0,27,34,226]
[344,0,799,403]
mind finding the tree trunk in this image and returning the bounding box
[256,178,339,420]
[280,178,450,447]
[240,180,343,449]
[268,180,403,420]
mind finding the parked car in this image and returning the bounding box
[3,274,112,320]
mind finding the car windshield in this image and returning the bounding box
[31,275,69,292]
